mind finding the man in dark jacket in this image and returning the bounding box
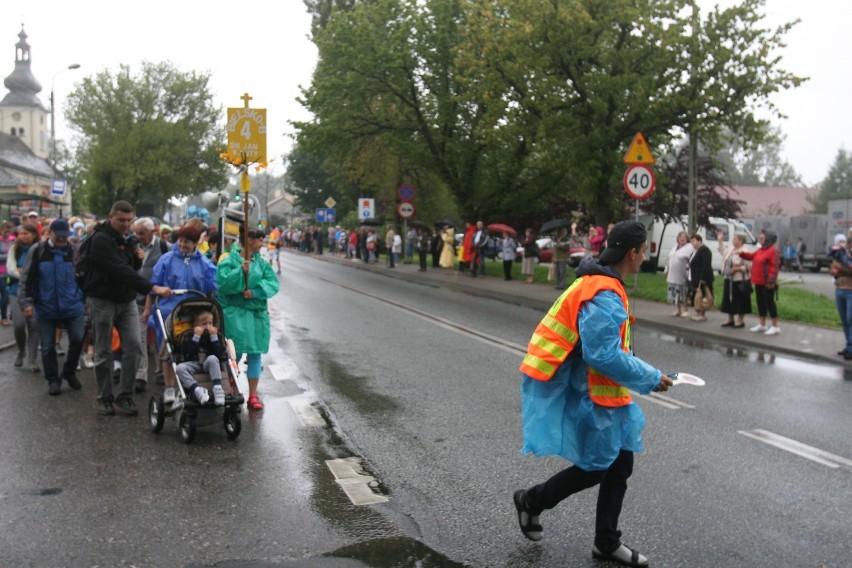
[86,201,171,416]
[19,219,85,396]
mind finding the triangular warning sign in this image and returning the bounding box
[623,132,655,164]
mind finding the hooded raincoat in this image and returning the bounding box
[147,248,218,342]
[520,256,662,471]
[215,244,279,354]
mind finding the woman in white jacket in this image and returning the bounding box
[664,231,692,317]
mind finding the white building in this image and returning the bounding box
[0,27,68,217]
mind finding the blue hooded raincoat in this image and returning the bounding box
[147,248,218,342]
[520,256,662,471]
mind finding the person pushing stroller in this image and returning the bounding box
[175,310,225,406]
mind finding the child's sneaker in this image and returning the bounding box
[163,387,176,404]
[213,385,225,406]
[195,386,210,405]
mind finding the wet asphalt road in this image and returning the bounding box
[1,252,851,567]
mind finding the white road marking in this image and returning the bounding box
[738,429,852,469]
[325,457,389,505]
[288,399,327,427]
[637,392,695,410]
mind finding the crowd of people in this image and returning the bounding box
[6,202,279,415]
[664,227,782,336]
[268,220,609,285]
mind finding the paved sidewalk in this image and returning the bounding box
[299,250,849,368]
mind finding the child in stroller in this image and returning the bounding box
[175,310,225,406]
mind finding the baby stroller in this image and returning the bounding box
[148,290,245,443]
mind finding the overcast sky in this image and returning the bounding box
[4,0,847,186]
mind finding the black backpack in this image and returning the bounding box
[74,235,95,292]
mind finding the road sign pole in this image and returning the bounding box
[241,154,251,288]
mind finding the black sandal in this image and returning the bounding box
[513,490,543,541]
[592,543,649,567]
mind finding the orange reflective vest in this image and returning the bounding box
[519,275,633,407]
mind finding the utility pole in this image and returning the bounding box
[687,2,700,235]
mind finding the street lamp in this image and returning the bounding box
[50,63,81,166]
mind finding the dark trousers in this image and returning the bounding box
[525,450,634,553]
[419,250,427,270]
[754,284,778,319]
[0,275,8,319]
[503,260,513,280]
[38,315,85,384]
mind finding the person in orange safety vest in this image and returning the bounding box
[513,220,673,568]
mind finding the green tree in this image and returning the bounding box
[459,0,803,224]
[810,148,852,213]
[294,0,803,227]
[64,62,227,215]
[295,0,493,221]
[304,0,361,34]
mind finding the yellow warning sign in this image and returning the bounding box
[623,132,655,164]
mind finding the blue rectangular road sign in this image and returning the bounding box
[52,179,67,197]
[315,208,336,223]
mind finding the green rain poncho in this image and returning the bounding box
[216,244,280,354]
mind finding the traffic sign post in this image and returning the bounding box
[51,178,67,197]
[398,183,415,202]
[397,202,415,219]
[623,132,655,165]
[623,164,656,200]
[359,198,375,220]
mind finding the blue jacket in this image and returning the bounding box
[18,240,84,320]
[520,256,661,471]
[147,249,218,336]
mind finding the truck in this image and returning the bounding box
[640,215,758,274]
[749,215,830,272]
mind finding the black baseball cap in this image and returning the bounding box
[598,221,647,264]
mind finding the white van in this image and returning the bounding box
[640,215,758,274]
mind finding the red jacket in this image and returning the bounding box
[739,245,780,286]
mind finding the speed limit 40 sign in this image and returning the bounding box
[623,164,656,200]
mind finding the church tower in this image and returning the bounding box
[0,26,49,160]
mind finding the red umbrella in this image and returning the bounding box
[487,223,517,237]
